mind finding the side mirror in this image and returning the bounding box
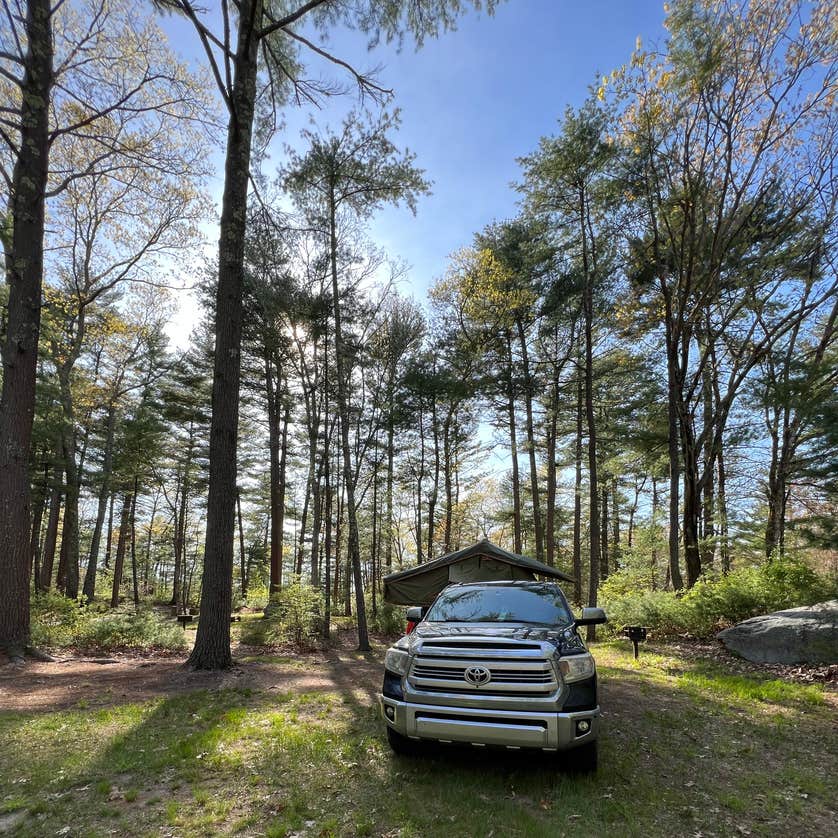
[406,606,426,623]
[574,607,607,627]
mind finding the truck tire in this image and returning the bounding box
[566,740,598,774]
[386,726,422,756]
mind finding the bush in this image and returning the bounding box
[30,593,186,653]
[600,556,837,639]
[365,597,406,637]
[241,576,324,650]
[30,590,89,648]
[244,582,270,610]
[78,608,187,652]
[599,587,686,636]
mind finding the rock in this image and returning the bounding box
[717,600,838,664]
[0,810,27,834]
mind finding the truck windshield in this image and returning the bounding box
[425,584,572,626]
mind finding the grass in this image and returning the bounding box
[0,642,835,837]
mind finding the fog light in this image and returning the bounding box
[576,719,591,735]
[385,706,395,721]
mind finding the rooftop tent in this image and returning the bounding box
[382,538,575,606]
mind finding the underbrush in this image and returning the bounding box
[240,577,324,650]
[364,597,406,636]
[600,556,837,638]
[30,591,187,652]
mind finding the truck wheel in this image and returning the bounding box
[386,726,422,756]
[566,740,598,774]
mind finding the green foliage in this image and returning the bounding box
[600,556,837,638]
[244,581,270,610]
[77,608,187,652]
[241,577,324,650]
[30,593,186,652]
[365,597,406,637]
[29,590,89,647]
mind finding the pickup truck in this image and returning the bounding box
[379,580,607,771]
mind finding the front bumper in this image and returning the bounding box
[379,694,599,751]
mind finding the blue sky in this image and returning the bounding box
[163,0,668,341]
[303,0,668,301]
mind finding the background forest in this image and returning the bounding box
[1,0,837,664]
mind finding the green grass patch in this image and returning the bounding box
[679,670,826,706]
[1,642,835,837]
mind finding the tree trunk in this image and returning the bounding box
[309,432,324,589]
[322,413,333,639]
[505,333,523,554]
[29,466,48,590]
[764,401,794,561]
[296,465,311,576]
[442,411,454,554]
[611,477,620,570]
[237,487,247,599]
[188,1,261,668]
[370,448,379,616]
[39,466,62,591]
[681,427,703,587]
[171,464,189,608]
[265,353,279,584]
[516,317,543,562]
[130,481,139,605]
[385,390,396,575]
[328,191,369,651]
[572,369,583,605]
[110,493,132,609]
[650,476,659,589]
[545,370,559,567]
[600,476,609,582]
[144,489,158,596]
[664,309,684,590]
[55,337,84,599]
[427,391,440,561]
[718,451,730,573]
[83,405,116,601]
[701,361,715,567]
[627,476,644,549]
[415,400,426,565]
[580,186,600,641]
[104,492,115,569]
[266,358,288,595]
[0,0,53,656]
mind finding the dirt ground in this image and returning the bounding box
[0,630,384,713]
[1,630,834,715]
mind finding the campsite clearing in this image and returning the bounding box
[0,634,835,837]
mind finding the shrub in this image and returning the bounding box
[245,582,270,610]
[30,590,89,648]
[600,556,837,639]
[77,608,187,652]
[30,594,186,652]
[365,597,406,637]
[241,576,324,650]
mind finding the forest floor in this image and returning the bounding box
[0,627,836,838]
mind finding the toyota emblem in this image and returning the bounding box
[464,665,492,686]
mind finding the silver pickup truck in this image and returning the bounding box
[379,580,607,772]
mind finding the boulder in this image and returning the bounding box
[717,600,838,664]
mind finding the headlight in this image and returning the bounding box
[384,647,410,677]
[558,653,595,683]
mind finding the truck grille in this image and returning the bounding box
[408,640,558,697]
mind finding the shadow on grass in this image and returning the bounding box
[2,642,836,838]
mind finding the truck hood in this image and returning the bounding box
[410,620,566,646]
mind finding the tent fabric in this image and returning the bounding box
[382,538,575,606]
